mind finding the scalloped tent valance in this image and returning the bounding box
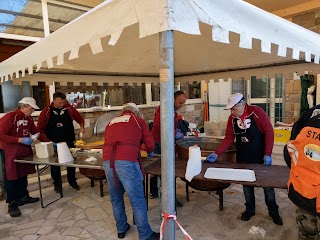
[1,0,320,83]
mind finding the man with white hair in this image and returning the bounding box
[103,103,159,240]
[0,97,43,217]
[206,93,283,225]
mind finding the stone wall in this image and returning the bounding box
[284,79,301,123]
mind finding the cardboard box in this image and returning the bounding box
[204,121,226,136]
[274,128,291,143]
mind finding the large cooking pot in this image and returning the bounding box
[79,111,121,191]
[176,137,236,209]
[76,136,106,183]
[176,137,236,162]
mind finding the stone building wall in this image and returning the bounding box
[284,79,301,123]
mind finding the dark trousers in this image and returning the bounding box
[51,166,77,186]
[243,185,279,214]
[5,176,28,203]
[150,143,161,195]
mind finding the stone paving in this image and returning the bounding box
[0,176,301,240]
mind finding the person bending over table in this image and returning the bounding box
[103,103,159,240]
[206,93,283,226]
[37,92,84,193]
[0,97,46,217]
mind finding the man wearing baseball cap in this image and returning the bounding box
[206,93,283,225]
[0,97,46,217]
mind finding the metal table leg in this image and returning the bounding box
[157,175,162,221]
[36,164,63,208]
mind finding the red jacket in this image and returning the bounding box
[151,106,178,144]
[37,102,84,139]
[215,104,274,156]
[103,111,155,162]
[0,109,43,180]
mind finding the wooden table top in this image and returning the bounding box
[144,158,290,189]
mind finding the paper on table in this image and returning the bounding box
[185,145,202,182]
[204,168,256,182]
[85,156,97,162]
[57,142,74,163]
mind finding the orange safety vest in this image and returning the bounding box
[287,126,320,213]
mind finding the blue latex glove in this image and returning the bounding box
[205,153,218,163]
[263,155,272,166]
[175,129,184,140]
[21,137,33,145]
[147,152,155,158]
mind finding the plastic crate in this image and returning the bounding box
[274,129,291,143]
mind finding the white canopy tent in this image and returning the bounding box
[1,0,320,238]
[1,0,320,82]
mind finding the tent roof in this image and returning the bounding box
[1,0,320,82]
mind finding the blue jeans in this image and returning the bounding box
[103,160,152,240]
[243,185,279,214]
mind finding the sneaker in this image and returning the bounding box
[147,232,160,240]
[149,193,158,199]
[269,212,283,226]
[70,183,80,191]
[176,200,183,208]
[17,196,39,206]
[54,185,62,193]
[118,223,130,239]
[241,211,255,221]
[8,203,21,217]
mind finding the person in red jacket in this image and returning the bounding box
[149,91,186,200]
[206,93,283,225]
[37,92,85,193]
[103,103,159,240]
[0,97,44,217]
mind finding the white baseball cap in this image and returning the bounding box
[19,97,40,109]
[123,102,139,111]
[224,93,244,110]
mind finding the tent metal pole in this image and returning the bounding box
[159,30,175,240]
[41,0,50,37]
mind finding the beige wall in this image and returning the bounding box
[31,103,204,139]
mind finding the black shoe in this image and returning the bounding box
[8,203,21,217]
[149,193,158,199]
[176,200,183,208]
[241,211,255,221]
[54,185,62,193]
[269,212,283,226]
[147,232,160,240]
[17,196,39,206]
[118,223,130,239]
[70,182,80,191]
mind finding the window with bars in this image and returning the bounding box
[231,74,284,124]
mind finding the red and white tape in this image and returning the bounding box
[160,212,193,240]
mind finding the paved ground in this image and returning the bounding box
[0,173,302,240]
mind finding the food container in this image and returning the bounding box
[175,137,236,162]
[35,142,54,158]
